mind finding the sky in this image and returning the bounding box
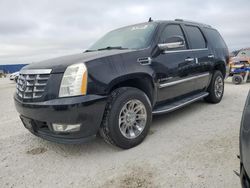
[0,0,250,65]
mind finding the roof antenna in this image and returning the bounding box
[148,17,153,22]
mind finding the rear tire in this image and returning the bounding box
[205,70,224,104]
[232,74,243,85]
[100,87,152,149]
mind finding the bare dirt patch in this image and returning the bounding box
[148,129,156,135]
[102,166,155,188]
[26,147,47,155]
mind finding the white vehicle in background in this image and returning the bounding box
[9,72,20,82]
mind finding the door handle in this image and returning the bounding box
[208,54,214,58]
[185,57,194,62]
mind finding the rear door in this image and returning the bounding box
[183,25,212,92]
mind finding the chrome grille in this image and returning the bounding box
[17,71,51,100]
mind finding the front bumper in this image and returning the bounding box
[14,94,107,144]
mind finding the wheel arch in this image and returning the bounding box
[214,61,226,78]
[107,73,156,105]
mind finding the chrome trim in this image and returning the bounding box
[152,93,209,114]
[163,48,208,54]
[208,54,214,58]
[17,70,51,100]
[159,72,210,88]
[20,69,52,75]
[158,42,185,50]
[195,57,199,64]
[185,57,194,62]
[137,57,152,65]
[214,76,224,98]
[118,99,147,139]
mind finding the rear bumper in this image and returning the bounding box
[14,94,107,144]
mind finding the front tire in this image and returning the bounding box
[100,87,152,149]
[205,70,224,104]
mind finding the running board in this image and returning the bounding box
[152,92,209,115]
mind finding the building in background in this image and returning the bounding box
[0,64,28,74]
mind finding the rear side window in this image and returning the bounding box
[184,25,206,49]
[160,24,187,50]
[204,28,227,49]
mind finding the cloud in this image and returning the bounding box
[0,21,37,35]
[0,0,249,64]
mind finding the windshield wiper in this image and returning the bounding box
[84,49,96,53]
[97,46,128,51]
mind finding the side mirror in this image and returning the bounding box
[158,36,185,51]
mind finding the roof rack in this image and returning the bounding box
[174,19,211,28]
[175,19,183,22]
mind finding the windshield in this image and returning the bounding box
[88,23,157,51]
[237,49,250,57]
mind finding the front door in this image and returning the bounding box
[152,24,197,102]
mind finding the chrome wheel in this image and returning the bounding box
[119,99,147,139]
[214,76,224,98]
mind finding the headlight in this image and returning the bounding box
[59,63,87,97]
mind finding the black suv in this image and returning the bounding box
[15,19,229,149]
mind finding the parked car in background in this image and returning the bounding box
[9,71,20,82]
[240,90,250,187]
[229,48,250,76]
[14,19,229,149]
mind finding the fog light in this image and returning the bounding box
[52,123,81,132]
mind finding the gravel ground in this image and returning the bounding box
[0,77,249,188]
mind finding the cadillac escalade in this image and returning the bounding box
[14,19,229,149]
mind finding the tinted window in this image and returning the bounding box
[160,24,187,50]
[204,28,227,49]
[185,25,206,49]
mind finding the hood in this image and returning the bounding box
[22,49,134,73]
